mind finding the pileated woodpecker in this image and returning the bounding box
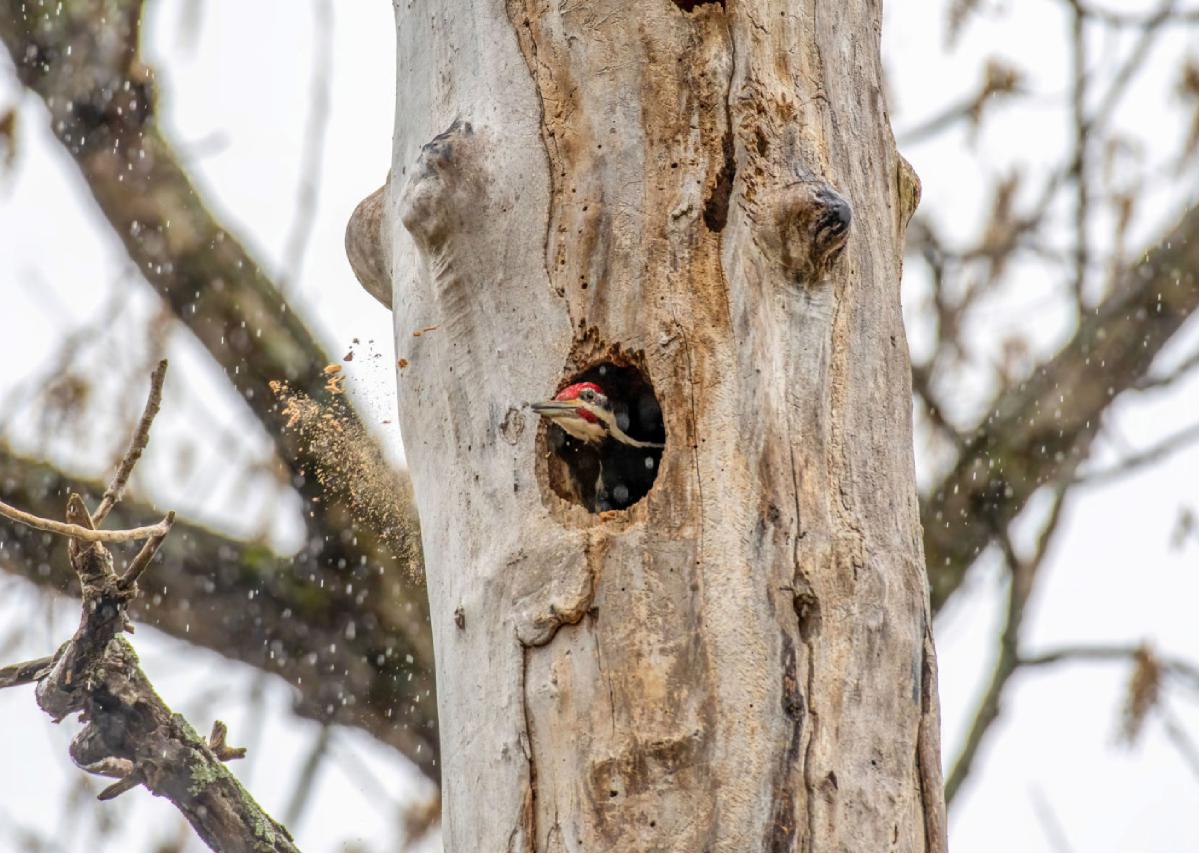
[531,382,664,449]
[532,381,664,511]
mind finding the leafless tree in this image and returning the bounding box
[0,0,1194,850]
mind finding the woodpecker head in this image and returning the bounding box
[532,382,664,449]
[531,382,611,445]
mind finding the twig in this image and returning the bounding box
[945,484,1071,804]
[1134,350,1198,392]
[97,771,145,802]
[1075,1,1197,26]
[1159,708,1200,775]
[1073,423,1198,487]
[0,654,53,690]
[94,359,167,525]
[898,60,1023,146]
[1018,644,1198,686]
[330,734,402,820]
[284,724,331,826]
[0,286,128,436]
[208,720,248,762]
[912,362,967,452]
[1069,0,1090,309]
[0,500,172,543]
[1086,0,1181,137]
[279,0,333,293]
[120,510,176,587]
[1029,785,1073,851]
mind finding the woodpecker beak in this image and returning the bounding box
[531,398,584,416]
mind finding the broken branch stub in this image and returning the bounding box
[758,178,854,284]
[346,183,392,309]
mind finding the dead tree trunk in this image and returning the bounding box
[348,1,945,850]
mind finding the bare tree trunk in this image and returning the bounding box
[349,1,945,850]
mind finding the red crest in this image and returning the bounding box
[554,382,605,423]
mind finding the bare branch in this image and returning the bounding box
[945,483,1071,804]
[1087,0,1183,138]
[0,654,53,690]
[0,499,172,543]
[0,368,296,851]
[0,446,441,780]
[1069,0,1090,308]
[279,0,334,293]
[120,509,176,587]
[94,359,167,526]
[1018,644,1199,687]
[925,207,1199,613]
[1073,423,1198,488]
[1075,1,1198,27]
[23,566,298,850]
[898,59,1023,145]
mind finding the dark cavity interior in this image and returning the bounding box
[544,362,666,513]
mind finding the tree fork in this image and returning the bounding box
[348,1,945,850]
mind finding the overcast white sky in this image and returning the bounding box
[0,1,1196,851]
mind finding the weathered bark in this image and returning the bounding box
[349,1,944,850]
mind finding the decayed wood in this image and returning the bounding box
[354,0,944,850]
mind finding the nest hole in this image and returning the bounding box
[543,362,666,513]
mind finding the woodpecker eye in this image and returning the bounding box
[581,389,595,402]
